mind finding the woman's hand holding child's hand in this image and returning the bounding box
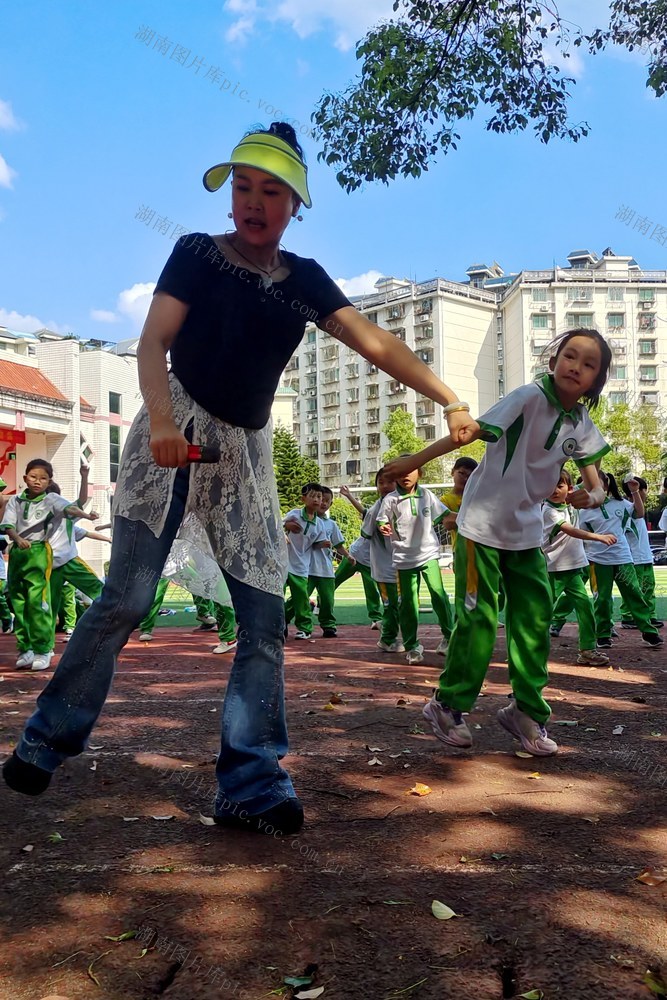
[446,412,480,445]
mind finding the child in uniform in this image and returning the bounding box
[1,459,93,671]
[619,475,663,630]
[377,461,453,664]
[284,484,325,639]
[361,468,403,652]
[542,470,616,666]
[581,470,662,649]
[386,329,617,755]
[305,486,355,638]
[334,484,383,629]
[440,456,478,552]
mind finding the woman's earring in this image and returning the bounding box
[227,212,233,219]
[296,215,303,222]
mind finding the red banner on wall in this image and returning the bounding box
[0,429,26,445]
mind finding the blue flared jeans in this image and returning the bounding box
[16,467,294,814]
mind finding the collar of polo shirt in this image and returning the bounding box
[537,373,581,424]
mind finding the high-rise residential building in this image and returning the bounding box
[284,248,666,486]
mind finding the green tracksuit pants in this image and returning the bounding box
[377,580,400,645]
[398,559,453,651]
[334,557,383,623]
[0,579,12,629]
[8,541,54,655]
[589,562,657,639]
[284,573,313,634]
[194,595,236,642]
[437,536,552,724]
[307,575,336,630]
[139,577,170,634]
[58,582,77,631]
[620,563,657,623]
[49,557,103,648]
[548,568,597,651]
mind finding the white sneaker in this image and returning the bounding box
[377,639,405,652]
[31,652,53,671]
[422,695,473,747]
[213,640,238,654]
[16,650,34,670]
[198,614,217,626]
[497,701,558,756]
[370,621,381,630]
[294,631,311,640]
[139,632,153,641]
[406,644,424,664]
[435,638,448,655]
[62,629,74,642]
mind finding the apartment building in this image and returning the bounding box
[284,248,666,487]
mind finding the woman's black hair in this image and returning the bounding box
[245,122,305,162]
[558,468,573,488]
[622,475,647,497]
[603,471,623,501]
[546,328,612,409]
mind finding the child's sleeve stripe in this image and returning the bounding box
[574,443,611,469]
[477,420,502,442]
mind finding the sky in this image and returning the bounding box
[1,0,667,343]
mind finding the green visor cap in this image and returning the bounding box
[202,132,312,208]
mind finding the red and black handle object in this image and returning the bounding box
[187,445,221,463]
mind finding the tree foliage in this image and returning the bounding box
[576,398,666,494]
[313,0,667,191]
[273,426,320,513]
[382,408,444,482]
[329,497,364,549]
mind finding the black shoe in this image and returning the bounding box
[641,632,664,648]
[651,619,664,629]
[283,626,288,640]
[2,751,52,796]
[610,629,619,638]
[549,625,562,637]
[597,638,612,648]
[322,628,337,638]
[621,622,638,630]
[213,796,304,835]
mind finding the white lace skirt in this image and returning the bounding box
[112,374,288,599]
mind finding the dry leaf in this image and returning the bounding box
[612,725,624,735]
[527,772,541,779]
[295,988,325,999]
[611,954,635,968]
[515,751,533,758]
[89,744,105,750]
[122,817,139,822]
[582,815,600,824]
[199,814,216,826]
[21,844,34,853]
[365,745,386,753]
[459,855,482,863]
[481,807,498,816]
[151,815,175,821]
[396,698,410,707]
[635,868,667,886]
[406,783,432,796]
[323,703,335,711]
[431,899,458,920]
[367,756,383,766]
[90,761,97,772]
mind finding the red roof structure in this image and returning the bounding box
[0,359,69,404]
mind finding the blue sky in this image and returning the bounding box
[1,0,666,343]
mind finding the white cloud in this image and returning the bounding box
[90,309,120,324]
[0,99,22,131]
[116,282,155,329]
[0,308,70,335]
[335,269,385,297]
[0,153,17,190]
[224,0,394,51]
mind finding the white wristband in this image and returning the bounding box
[442,401,470,415]
[586,485,606,508]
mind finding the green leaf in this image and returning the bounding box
[643,969,667,996]
[518,992,544,999]
[284,975,314,987]
[47,832,64,843]
[431,899,458,920]
[104,930,136,942]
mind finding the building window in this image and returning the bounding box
[388,403,408,413]
[607,313,625,329]
[610,365,626,380]
[367,311,377,325]
[608,391,627,405]
[418,426,437,441]
[346,411,360,427]
[305,399,318,413]
[639,365,657,382]
[367,384,380,399]
[346,459,361,475]
[417,348,434,364]
[346,363,359,379]
[348,435,361,450]
[638,315,656,331]
[323,462,341,478]
[307,443,318,459]
[323,391,340,407]
[367,433,381,449]
[638,288,655,301]
[109,425,121,483]
[531,315,548,329]
[347,387,360,403]
[565,313,594,328]
[306,329,316,344]
[640,393,659,406]
[109,391,121,415]
[367,408,380,424]
[568,286,593,301]
[607,286,624,301]
[638,339,656,355]
[531,288,547,302]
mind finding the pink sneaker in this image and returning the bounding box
[422,695,473,748]
[497,701,558,756]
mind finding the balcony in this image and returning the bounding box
[387,381,406,395]
[415,325,434,340]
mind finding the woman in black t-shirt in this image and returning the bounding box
[5,123,476,833]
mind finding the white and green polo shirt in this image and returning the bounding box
[580,500,632,565]
[541,501,588,572]
[283,507,325,577]
[622,500,653,565]
[48,517,91,569]
[376,486,445,570]
[0,490,72,541]
[361,498,395,583]
[457,375,610,551]
[309,514,344,578]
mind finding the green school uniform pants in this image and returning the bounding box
[377,580,400,645]
[551,567,589,627]
[589,562,657,639]
[620,563,657,623]
[284,573,313,634]
[398,559,453,651]
[8,541,54,655]
[194,595,237,642]
[335,557,383,623]
[58,582,78,631]
[0,579,12,629]
[548,568,597,651]
[139,577,170,633]
[307,575,336,630]
[49,557,103,648]
[437,536,552,724]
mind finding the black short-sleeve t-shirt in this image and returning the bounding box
[154,233,352,429]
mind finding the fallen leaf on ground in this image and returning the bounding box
[295,989,324,999]
[284,975,314,987]
[527,772,541,779]
[431,900,458,920]
[491,852,509,860]
[87,950,111,987]
[367,757,383,766]
[515,751,533,758]
[610,954,635,968]
[104,931,136,942]
[635,868,667,886]
[481,807,498,816]
[151,815,175,821]
[323,703,335,711]
[89,744,105,750]
[21,844,34,853]
[364,745,386,752]
[459,856,482,863]
[642,970,667,996]
[382,900,413,905]
[582,815,600,824]
[518,991,544,999]
[199,814,216,826]
[612,725,624,735]
[396,698,411,707]
[122,817,139,822]
[584,727,597,732]
[650,731,662,737]
[89,760,97,772]
[406,783,431,796]
[47,832,64,843]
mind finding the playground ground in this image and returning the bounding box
[0,573,665,1000]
